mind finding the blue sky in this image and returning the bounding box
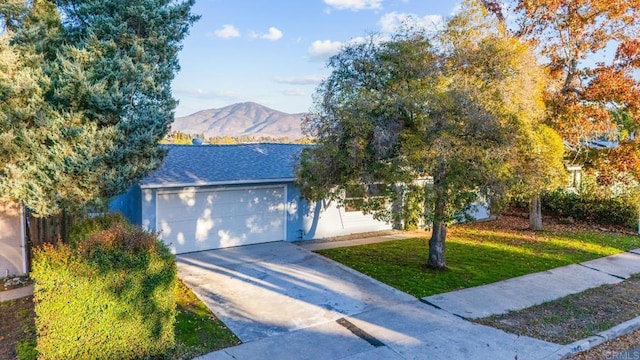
[171,0,461,116]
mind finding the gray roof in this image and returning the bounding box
[140,143,309,188]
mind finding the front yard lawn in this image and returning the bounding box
[173,280,241,358]
[0,280,239,360]
[316,215,640,298]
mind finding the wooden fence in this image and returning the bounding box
[25,211,75,272]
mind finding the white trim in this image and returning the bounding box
[283,185,288,241]
[153,189,158,233]
[155,184,285,195]
[141,178,295,189]
[19,202,26,274]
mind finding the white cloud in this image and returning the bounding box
[273,75,325,85]
[251,27,283,41]
[324,0,383,11]
[307,40,344,61]
[210,24,240,39]
[280,89,306,96]
[379,12,444,34]
[173,88,244,102]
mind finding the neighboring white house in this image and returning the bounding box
[0,201,27,278]
[110,143,392,254]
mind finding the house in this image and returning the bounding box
[110,143,392,254]
[0,201,27,277]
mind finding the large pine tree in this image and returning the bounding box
[0,0,197,217]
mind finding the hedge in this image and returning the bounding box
[67,212,131,246]
[31,218,177,360]
[541,188,638,229]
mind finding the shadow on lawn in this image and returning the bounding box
[317,227,640,298]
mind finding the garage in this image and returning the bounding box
[156,186,286,254]
[109,144,394,252]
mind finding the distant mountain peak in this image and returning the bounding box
[172,102,307,139]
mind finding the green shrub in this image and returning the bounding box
[68,212,131,246]
[31,218,177,360]
[542,188,638,229]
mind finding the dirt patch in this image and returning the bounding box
[567,328,640,359]
[0,296,35,359]
[475,275,640,345]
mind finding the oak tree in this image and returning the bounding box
[297,1,550,268]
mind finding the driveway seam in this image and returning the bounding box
[577,263,627,280]
[336,317,386,348]
[418,298,468,320]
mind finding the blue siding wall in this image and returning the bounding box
[285,184,304,241]
[108,185,142,225]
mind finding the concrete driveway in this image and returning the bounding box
[177,241,415,342]
[177,241,567,359]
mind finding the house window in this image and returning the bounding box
[343,183,384,212]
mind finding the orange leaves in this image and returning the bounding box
[544,95,613,145]
[497,0,640,147]
[616,39,640,68]
[584,66,640,107]
[602,140,640,179]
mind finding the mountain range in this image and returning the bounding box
[172,102,307,139]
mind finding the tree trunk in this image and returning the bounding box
[428,220,447,269]
[427,164,447,269]
[529,195,543,231]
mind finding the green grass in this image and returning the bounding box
[171,280,241,359]
[316,222,640,298]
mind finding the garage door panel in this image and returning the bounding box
[157,206,210,222]
[157,186,285,254]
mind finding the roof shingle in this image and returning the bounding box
[140,143,308,188]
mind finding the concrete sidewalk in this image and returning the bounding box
[0,283,33,302]
[297,231,427,251]
[201,300,563,360]
[189,235,640,360]
[424,250,640,319]
[185,241,566,360]
[301,232,640,320]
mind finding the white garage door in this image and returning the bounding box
[156,186,286,254]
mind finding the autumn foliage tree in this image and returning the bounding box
[297,1,551,268]
[485,0,640,183]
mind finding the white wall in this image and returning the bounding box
[0,202,25,277]
[300,198,392,240]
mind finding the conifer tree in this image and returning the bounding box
[0,0,197,217]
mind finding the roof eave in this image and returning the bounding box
[139,177,296,189]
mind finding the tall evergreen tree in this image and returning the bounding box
[0,0,197,217]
